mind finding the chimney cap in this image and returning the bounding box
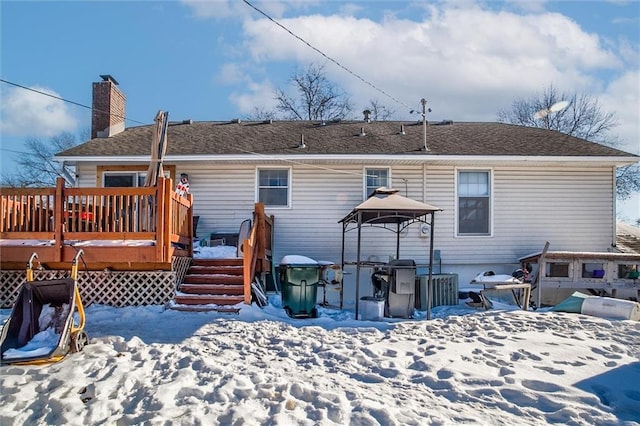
[99,74,119,85]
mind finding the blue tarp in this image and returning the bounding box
[551,291,588,313]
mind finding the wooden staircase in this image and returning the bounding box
[173,258,246,312]
[171,203,274,313]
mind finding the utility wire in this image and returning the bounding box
[1,35,403,180]
[0,86,366,177]
[241,0,413,111]
[0,147,30,155]
[0,78,147,125]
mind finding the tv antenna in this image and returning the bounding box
[410,98,432,151]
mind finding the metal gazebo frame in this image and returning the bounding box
[339,188,442,320]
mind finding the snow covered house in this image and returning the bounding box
[51,76,638,297]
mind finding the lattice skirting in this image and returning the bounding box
[0,257,192,308]
[172,256,192,290]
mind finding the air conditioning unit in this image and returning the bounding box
[416,274,459,309]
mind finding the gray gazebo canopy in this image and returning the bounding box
[339,188,442,320]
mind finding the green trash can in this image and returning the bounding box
[278,255,321,318]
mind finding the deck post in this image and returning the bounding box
[243,244,252,304]
[187,193,194,258]
[255,203,265,272]
[155,178,166,262]
[53,177,65,262]
[162,178,172,262]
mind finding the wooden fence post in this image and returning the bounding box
[187,193,194,258]
[53,177,65,262]
[255,203,266,272]
[163,178,172,262]
[155,178,166,262]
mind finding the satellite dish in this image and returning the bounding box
[533,109,549,119]
[549,100,569,112]
[534,100,569,119]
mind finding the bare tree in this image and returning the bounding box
[616,164,640,201]
[0,132,82,187]
[275,63,352,121]
[366,98,395,121]
[497,84,619,145]
[498,84,639,200]
[244,106,277,122]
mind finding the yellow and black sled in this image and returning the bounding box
[0,250,88,365]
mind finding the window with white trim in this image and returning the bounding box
[257,168,290,207]
[103,171,169,187]
[103,173,145,187]
[364,168,390,199]
[457,170,491,235]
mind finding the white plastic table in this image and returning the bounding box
[471,281,532,311]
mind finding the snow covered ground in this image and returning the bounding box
[1,245,639,425]
[1,298,639,424]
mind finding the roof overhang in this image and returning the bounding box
[54,154,639,167]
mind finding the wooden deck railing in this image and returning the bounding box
[0,177,193,266]
[243,203,274,304]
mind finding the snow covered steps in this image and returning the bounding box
[172,258,246,310]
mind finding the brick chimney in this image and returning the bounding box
[91,75,126,139]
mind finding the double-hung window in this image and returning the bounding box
[457,170,491,235]
[364,168,390,199]
[257,168,290,207]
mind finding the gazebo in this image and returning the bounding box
[339,188,442,320]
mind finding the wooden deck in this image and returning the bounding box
[1,177,192,270]
[1,178,274,308]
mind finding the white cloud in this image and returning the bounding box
[181,0,318,19]
[184,0,636,138]
[216,62,247,85]
[236,5,625,122]
[617,36,640,66]
[505,0,548,13]
[181,0,249,19]
[338,3,363,17]
[0,86,78,137]
[600,71,640,222]
[600,70,640,155]
[229,78,278,115]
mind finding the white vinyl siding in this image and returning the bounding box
[77,163,102,187]
[74,162,616,283]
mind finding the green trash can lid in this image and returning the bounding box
[280,255,318,267]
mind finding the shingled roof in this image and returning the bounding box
[57,120,636,159]
[616,222,640,255]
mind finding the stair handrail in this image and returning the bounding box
[242,219,258,304]
[242,203,274,304]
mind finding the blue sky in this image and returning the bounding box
[1,0,638,219]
